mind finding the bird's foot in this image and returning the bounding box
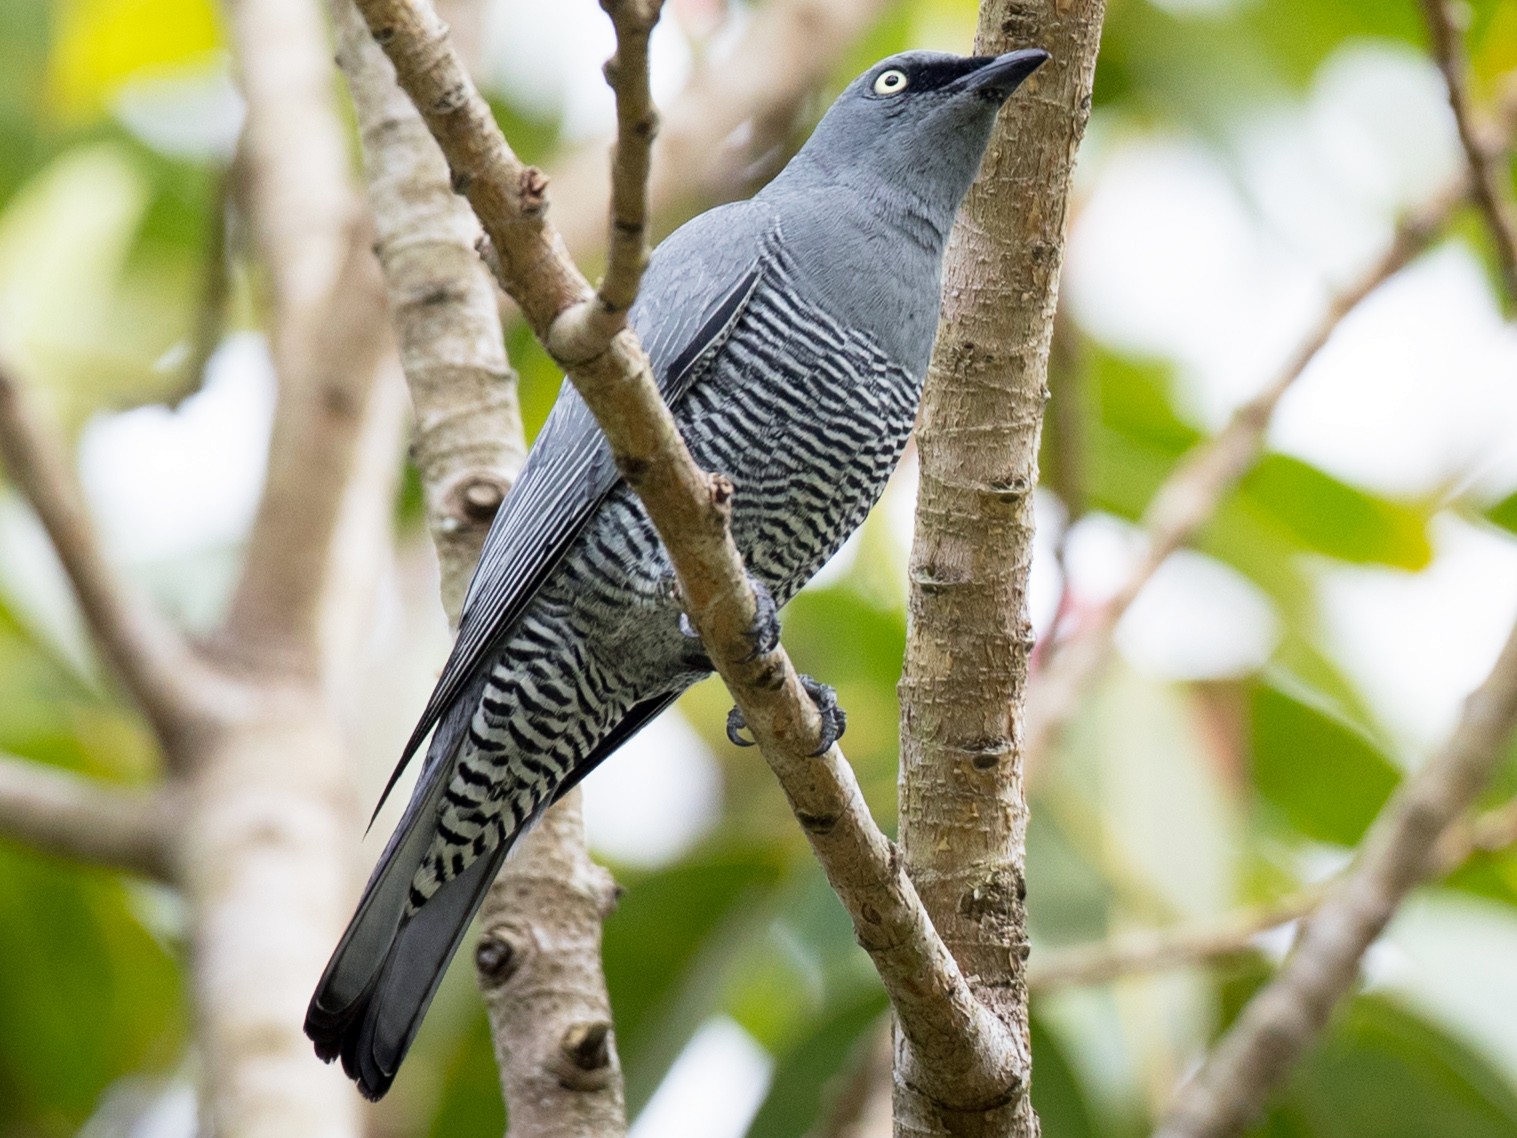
[663,573,712,670]
[740,577,781,662]
[668,573,778,667]
[726,674,847,756]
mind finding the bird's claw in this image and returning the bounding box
[726,705,756,748]
[725,674,846,756]
[742,577,781,662]
[798,674,847,755]
[670,573,777,672]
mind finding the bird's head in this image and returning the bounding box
[774,49,1050,232]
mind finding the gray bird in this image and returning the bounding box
[306,46,1048,1099]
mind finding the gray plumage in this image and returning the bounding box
[306,46,1048,1099]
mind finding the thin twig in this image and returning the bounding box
[0,751,177,880]
[598,0,662,314]
[0,363,209,747]
[549,0,663,359]
[1024,173,1468,772]
[1031,888,1326,994]
[545,0,896,262]
[1030,792,1517,992]
[350,0,1020,1103]
[1154,618,1517,1138]
[1420,0,1517,303]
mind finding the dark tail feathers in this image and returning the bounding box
[304,676,507,1100]
[304,838,510,1099]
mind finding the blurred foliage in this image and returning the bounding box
[0,0,1515,1134]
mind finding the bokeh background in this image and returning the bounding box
[2,0,1517,1134]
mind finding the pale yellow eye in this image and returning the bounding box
[873,69,909,96]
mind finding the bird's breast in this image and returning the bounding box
[674,266,923,601]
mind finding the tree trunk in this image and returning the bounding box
[896,2,1105,1134]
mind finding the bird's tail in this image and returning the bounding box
[305,686,512,1100]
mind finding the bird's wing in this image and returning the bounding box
[372,201,775,819]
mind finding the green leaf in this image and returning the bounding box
[743,996,886,1138]
[0,854,183,1134]
[603,846,786,1113]
[1250,679,1400,846]
[1242,455,1432,569]
[1077,347,1434,599]
[1485,490,1517,537]
[1256,996,1517,1137]
[425,1007,506,1138]
[1030,1015,1102,1138]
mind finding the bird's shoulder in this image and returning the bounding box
[630,197,782,371]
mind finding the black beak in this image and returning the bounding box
[959,48,1050,99]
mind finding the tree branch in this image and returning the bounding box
[1419,0,1517,303]
[0,362,211,747]
[476,793,627,1137]
[893,1,1104,1133]
[1154,618,1517,1138]
[1024,172,1469,772]
[545,0,897,262]
[549,0,664,359]
[219,0,402,681]
[1031,795,1517,994]
[1030,889,1326,994]
[332,0,524,616]
[335,0,628,1127]
[0,751,177,880]
[349,0,1015,1108]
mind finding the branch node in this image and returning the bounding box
[519,166,549,215]
[707,472,734,515]
[443,470,509,530]
[475,932,523,986]
[563,1020,612,1071]
[796,810,840,835]
[546,299,623,364]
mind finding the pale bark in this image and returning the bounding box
[333,0,524,614]
[189,2,406,1134]
[219,0,399,683]
[477,794,627,1138]
[0,750,177,880]
[180,693,363,1138]
[1155,621,1517,1138]
[896,1,1104,1135]
[0,346,379,1138]
[335,0,628,1128]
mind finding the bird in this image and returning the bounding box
[306,45,1050,1100]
